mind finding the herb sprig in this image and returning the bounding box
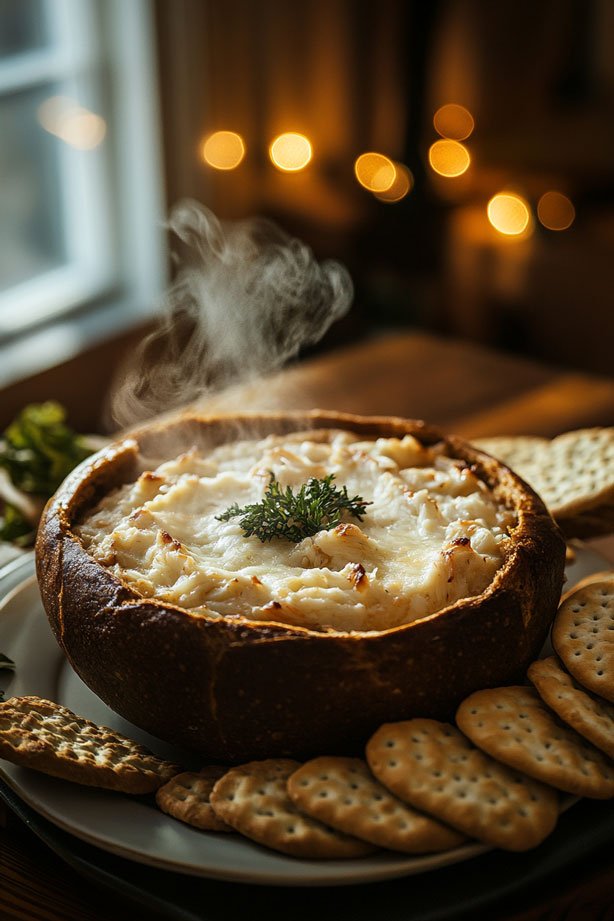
[216,473,371,543]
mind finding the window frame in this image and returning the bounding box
[0,0,166,385]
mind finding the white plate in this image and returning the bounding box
[0,546,606,886]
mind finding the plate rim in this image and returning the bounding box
[0,546,609,886]
[0,566,493,886]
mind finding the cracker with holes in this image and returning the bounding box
[457,686,614,799]
[209,759,376,859]
[0,696,181,793]
[552,574,614,702]
[155,767,232,831]
[366,719,558,851]
[528,656,614,760]
[474,435,547,470]
[474,428,614,538]
[287,756,465,854]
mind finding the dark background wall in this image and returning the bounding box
[156,0,614,375]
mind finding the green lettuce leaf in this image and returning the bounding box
[0,401,92,496]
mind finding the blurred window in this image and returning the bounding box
[0,0,164,339]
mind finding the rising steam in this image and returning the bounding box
[111,201,353,427]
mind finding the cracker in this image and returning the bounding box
[552,574,614,702]
[287,756,465,854]
[562,570,614,597]
[155,767,232,831]
[474,436,547,470]
[473,428,614,538]
[366,719,558,851]
[457,685,614,799]
[0,696,181,794]
[528,656,614,760]
[209,759,376,859]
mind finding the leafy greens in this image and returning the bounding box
[0,402,92,544]
[0,401,92,497]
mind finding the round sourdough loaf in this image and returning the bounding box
[35,411,565,762]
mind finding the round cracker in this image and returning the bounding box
[209,759,376,859]
[552,574,614,702]
[528,656,614,760]
[287,756,465,854]
[457,685,614,799]
[155,767,232,831]
[366,719,558,852]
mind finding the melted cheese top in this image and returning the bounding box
[76,430,516,633]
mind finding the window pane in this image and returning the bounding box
[0,0,48,58]
[0,84,66,292]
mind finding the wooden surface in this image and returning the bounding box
[195,332,614,439]
[1,331,613,921]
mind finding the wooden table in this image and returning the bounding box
[1,332,613,921]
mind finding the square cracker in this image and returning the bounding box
[456,685,614,799]
[287,756,465,854]
[366,719,558,851]
[552,574,614,703]
[473,428,614,538]
[209,759,376,859]
[528,656,614,760]
[0,696,181,794]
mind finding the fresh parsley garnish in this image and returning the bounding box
[0,401,92,497]
[216,473,371,543]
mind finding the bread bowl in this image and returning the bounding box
[35,411,565,762]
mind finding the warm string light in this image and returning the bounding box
[487,193,533,237]
[202,131,245,170]
[428,139,470,178]
[200,131,412,202]
[199,118,574,224]
[269,133,312,172]
[374,164,413,202]
[428,104,473,182]
[537,191,575,231]
[433,104,474,141]
[353,154,413,202]
[354,153,396,192]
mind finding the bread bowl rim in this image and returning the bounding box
[37,408,564,640]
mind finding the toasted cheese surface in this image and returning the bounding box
[76,430,515,632]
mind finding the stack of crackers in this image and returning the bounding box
[0,573,612,860]
[473,428,614,539]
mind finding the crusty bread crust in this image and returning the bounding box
[35,411,566,762]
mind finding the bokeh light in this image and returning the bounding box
[38,96,106,150]
[269,133,312,172]
[537,191,575,231]
[354,152,396,192]
[374,163,413,202]
[202,131,245,170]
[487,193,532,236]
[428,139,470,177]
[433,104,474,140]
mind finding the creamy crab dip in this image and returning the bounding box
[76,430,516,632]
